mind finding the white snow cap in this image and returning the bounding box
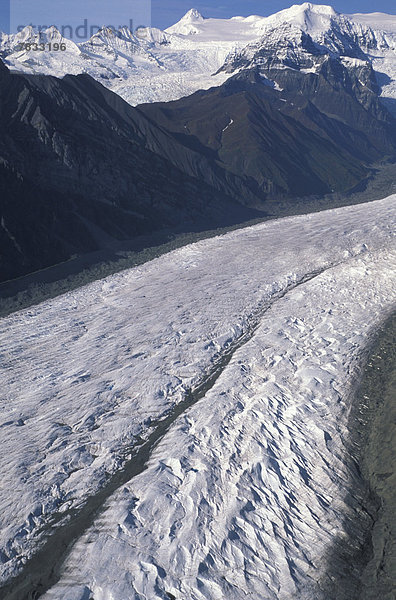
[268,3,338,23]
[253,3,339,37]
[165,8,205,35]
[296,2,337,15]
[181,8,204,22]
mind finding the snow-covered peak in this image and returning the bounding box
[80,26,155,63]
[182,8,204,22]
[0,25,80,57]
[294,2,337,15]
[219,2,395,78]
[166,8,205,35]
[285,2,338,26]
[88,25,143,46]
[15,25,65,43]
[14,25,36,43]
[45,25,63,38]
[250,3,339,37]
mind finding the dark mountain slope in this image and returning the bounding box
[0,62,260,282]
[1,40,396,284]
[140,61,396,199]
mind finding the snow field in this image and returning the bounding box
[42,232,396,599]
[0,195,394,587]
[2,6,396,107]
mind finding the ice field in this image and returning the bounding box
[0,196,395,598]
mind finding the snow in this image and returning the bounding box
[350,12,396,33]
[165,9,205,36]
[222,118,234,132]
[164,10,271,42]
[0,195,395,594]
[45,255,396,600]
[340,56,367,68]
[255,2,337,35]
[2,5,395,108]
[366,46,396,116]
[1,14,263,106]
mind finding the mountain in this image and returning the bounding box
[1,4,395,110]
[140,9,396,200]
[0,61,262,282]
[1,4,396,284]
[0,17,249,106]
[218,3,396,111]
[217,3,393,73]
[140,69,394,199]
[165,8,205,35]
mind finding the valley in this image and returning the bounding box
[0,4,395,599]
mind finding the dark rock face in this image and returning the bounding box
[0,65,260,282]
[140,61,396,200]
[0,60,9,78]
[0,29,395,284]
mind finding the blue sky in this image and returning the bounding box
[152,0,396,29]
[1,1,395,35]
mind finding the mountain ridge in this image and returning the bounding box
[0,61,263,282]
[1,4,396,284]
[1,4,395,108]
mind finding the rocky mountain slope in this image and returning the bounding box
[0,60,262,282]
[140,62,395,199]
[1,4,396,284]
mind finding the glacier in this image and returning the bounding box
[0,195,395,598]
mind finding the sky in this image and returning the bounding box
[1,0,395,36]
[152,0,396,29]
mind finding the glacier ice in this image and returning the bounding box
[0,195,394,597]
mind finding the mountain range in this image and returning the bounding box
[0,61,263,282]
[0,3,395,284]
[1,4,395,109]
